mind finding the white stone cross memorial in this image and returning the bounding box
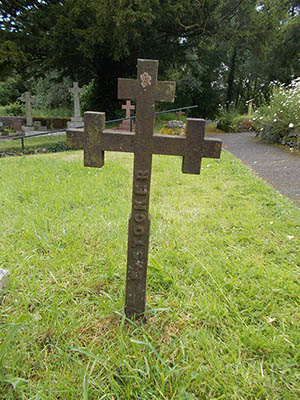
[19,91,36,127]
[68,82,84,129]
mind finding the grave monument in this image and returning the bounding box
[19,91,36,131]
[68,82,84,129]
[84,59,222,319]
[0,121,5,136]
[119,100,135,131]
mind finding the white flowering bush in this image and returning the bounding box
[252,78,300,147]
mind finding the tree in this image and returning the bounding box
[0,0,299,116]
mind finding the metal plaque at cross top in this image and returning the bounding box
[83,59,222,319]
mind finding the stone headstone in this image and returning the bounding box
[53,118,66,129]
[19,91,36,127]
[83,59,222,320]
[68,82,84,129]
[0,121,9,136]
[12,118,24,133]
[0,269,9,289]
[33,121,47,131]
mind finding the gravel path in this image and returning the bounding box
[208,131,300,207]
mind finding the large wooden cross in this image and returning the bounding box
[84,59,222,319]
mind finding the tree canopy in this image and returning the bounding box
[0,0,299,117]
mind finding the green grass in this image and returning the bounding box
[0,135,67,154]
[0,149,300,399]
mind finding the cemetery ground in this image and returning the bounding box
[0,118,223,156]
[0,148,300,399]
[0,112,184,156]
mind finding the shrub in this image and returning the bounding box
[252,79,300,147]
[217,110,242,132]
[31,70,73,110]
[0,102,24,116]
[0,75,24,106]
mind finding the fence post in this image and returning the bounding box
[21,137,25,152]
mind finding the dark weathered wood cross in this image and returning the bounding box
[84,59,222,319]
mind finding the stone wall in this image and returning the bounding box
[0,116,70,130]
[0,116,25,127]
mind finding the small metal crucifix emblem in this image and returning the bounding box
[84,59,222,319]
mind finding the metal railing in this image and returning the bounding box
[6,105,198,152]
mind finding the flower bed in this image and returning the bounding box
[252,79,300,148]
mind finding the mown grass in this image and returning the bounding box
[0,148,299,399]
[0,135,67,154]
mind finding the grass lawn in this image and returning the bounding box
[0,148,299,399]
[0,135,67,154]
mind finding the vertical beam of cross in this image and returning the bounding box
[69,82,84,118]
[118,60,176,317]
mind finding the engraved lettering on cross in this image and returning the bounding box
[83,59,222,319]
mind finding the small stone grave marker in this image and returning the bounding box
[13,118,24,134]
[33,121,47,131]
[84,59,222,319]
